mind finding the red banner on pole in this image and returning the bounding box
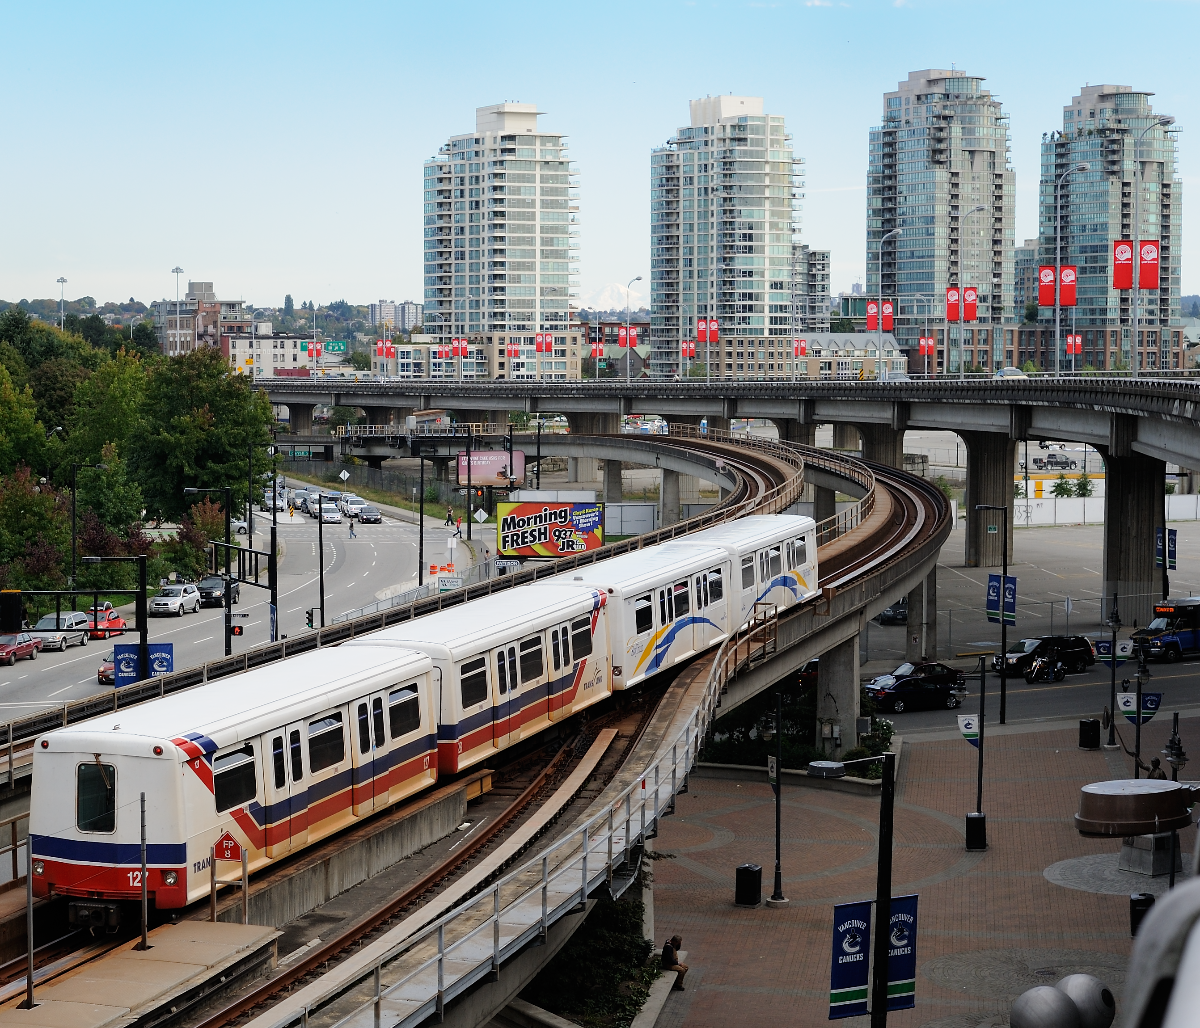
[629,327,638,347]
[689,341,696,358]
[1037,267,1055,306]
[618,327,627,348]
[866,300,879,332]
[708,319,719,343]
[793,339,807,357]
[881,300,894,332]
[962,287,978,322]
[1113,241,1133,290]
[385,343,395,359]
[945,288,960,322]
[1139,241,1160,290]
[376,342,384,357]
[1059,267,1077,307]
[697,318,707,343]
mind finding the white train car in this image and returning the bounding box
[29,646,438,915]
[346,584,611,774]
[682,515,818,625]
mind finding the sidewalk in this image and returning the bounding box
[650,712,1200,1026]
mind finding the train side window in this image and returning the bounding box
[570,616,593,658]
[551,629,561,672]
[658,589,668,626]
[272,736,285,790]
[213,743,257,813]
[634,594,653,634]
[769,547,782,577]
[496,651,508,694]
[289,730,303,781]
[519,636,544,683]
[389,685,421,738]
[372,698,385,748]
[357,702,371,755]
[508,648,518,692]
[708,567,724,601]
[758,550,767,582]
[796,537,807,565]
[77,762,115,833]
[309,712,345,773]
[695,576,703,610]
[559,626,571,667]
[741,555,755,589]
[785,540,794,568]
[702,573,709,608]
[460,656,488,707]
[673,580,690,618]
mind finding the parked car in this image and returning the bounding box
[358,506,383,525]
[88,610,127,639]
[1039,453,1078,471]
[339,494,367,518]
[97,649,115,685]
[30,611,90,650]
[994,366,1029,380]
[875,597,908,626]
[150,583,201,617]
[993,635,1096,676]
[864,661,966,713]
[198,576,240,607]
[0,633,39,665]
[88,601,114,615]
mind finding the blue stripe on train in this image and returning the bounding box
[436,665,581,742]
[32,835,186,865]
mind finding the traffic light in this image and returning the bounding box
[231,625,244,637]
[306,608,316,629]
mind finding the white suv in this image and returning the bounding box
[150,583,201,617]
[339,495,367,518]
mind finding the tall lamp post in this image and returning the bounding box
[171,267,184,356]
[183,486,233,654]
[70,462,108,585]
[908,293,932,378]
[961,204,987,378]
[761,691,787,908]
[625,275,642,382]
[1105,593,1121,748]
[877,228,901,381]
[1131,117,1175,378]
[56,277,67,330]
[976,503,1010,724]
[1054,164,1090,377]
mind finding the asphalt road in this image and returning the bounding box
[0,506,448,723]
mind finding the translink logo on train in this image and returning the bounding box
[27,514,817,928]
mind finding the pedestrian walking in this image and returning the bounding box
[349,520,357,539]
[454,516,463,538]
[444,505,454,525]
[661,935,688,991]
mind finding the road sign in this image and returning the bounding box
[439,576,464,592]
[339,470,350,482]
[495,558,520,569]
[232,612,250,619]
[474,508,488,524]
[214,832,242,862]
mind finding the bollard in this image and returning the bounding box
[1130,893,1155,937]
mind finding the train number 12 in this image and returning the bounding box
[128,871,143,887]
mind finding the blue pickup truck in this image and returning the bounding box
[1131,597,1200,662]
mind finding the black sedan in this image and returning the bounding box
[875,597,908,626]
[864,661,966,713]
[358,506,383,524]
[198,576,240,607]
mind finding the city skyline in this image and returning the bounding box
[1,1,1193,312]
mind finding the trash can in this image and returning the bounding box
[1130,893,1155,937]
[735,863,762,907]
[1078,719,1101,750]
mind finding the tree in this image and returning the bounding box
[30,357,89,438]
[1191,301,1199,318]
[346,351,372,371]
[328,405,362,430]
[1075,472,1094,497]
[65,349,147,467]
[0,364,46,474]
[1051,473,1074,497]
[0,466,69,591]
[76,443,144,535]
[284,295,294,317]
[127,348,274,522]
[1024,302,1039,324]
[830,316,857,333]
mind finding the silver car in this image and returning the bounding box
[30,612,90,651]
[339,495,367,518]
[150,583,201,617]
[320,504,342,524]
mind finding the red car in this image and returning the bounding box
[0,633,39,665]
[97,650,115,686]
[87,610,127,640]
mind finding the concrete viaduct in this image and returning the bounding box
[266,377,1200,626]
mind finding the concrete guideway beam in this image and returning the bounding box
[816,635,859,758]
[529,437,741,493]
[832,423,860,450]
[856,423,905,469]
[905,570,938,663]
[661,469,681,526]
[1103,451,1166,629]
[962,431,1016,568]
[287,403,316,435]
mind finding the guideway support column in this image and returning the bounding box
[962,431,1016,568]
[288,403,315,435]
[661,469,681,526]
[603,460,624,505]
[817,636,859,757]
[856,424,905,470]
[1103,451,1165,629]
[832,424,860,451]
[814,486,836,524]
[905,569,938,662]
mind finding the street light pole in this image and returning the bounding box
[1106,594,1121,747]
[767,689,787,907]
[1054,165,1089,378]
[976,503,1010,724]
[626,275,642,383]
[56,277,67,331]
[171,267,184,356]
[961,205,987,378]
[1131,117,1175,379]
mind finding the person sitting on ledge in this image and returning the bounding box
[662,934,688,991]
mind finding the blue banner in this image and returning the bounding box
[1156,527,1165,568]
[1095,639,1134,667]
[1168,529,1177,571]
[987,575,1016,625]
[986,575,1000,623]
[957,714,980,749]
[1002,576,1016,626]
[887,894,919,1011]
[148,643,173,677]
[829,901,872,1019]
[113,644,140,687]
[1117,692,1161,725]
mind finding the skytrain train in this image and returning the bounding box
[29,514,816,922]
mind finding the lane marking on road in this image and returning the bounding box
[193,637,214,644]
[48,685,74,697]
[347,583,355,589]
[77,678,93,684]
[287,607,302,613]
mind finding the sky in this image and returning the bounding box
[1,0,1195,313]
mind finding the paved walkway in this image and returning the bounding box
[651,713,1200,1026]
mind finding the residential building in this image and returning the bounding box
[772,333,905,380]
[794,246,831,333]
[867,70,1016,373]
[650,96,812,380]
[398,301,422,333]
[1013,238,1038,320]
[1037,84,1182,370]
[423,102,582,380]
[584,317,652,378]
[370,328,586,382]
[153,281,251,356]
[223,331,315,379]
[368,301,399,330]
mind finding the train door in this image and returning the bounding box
[493,645,517,748]
[670,578,694,659]
[652,585,675,674]
[549,622,572,721]
[739,554,756,625]
[387,681,428,801]
[283,719,309,849]
[516,633,547,737]
[352,692,389,815]
[264,732,292,859]
[305,707,351,835]
[629,593,654,678]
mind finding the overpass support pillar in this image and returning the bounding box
[567,412,621,435]
[661,469,681,526]
[774,420,816,448]
[392,406,415,429]
[857,424,905,469]
[814,486,836,524]
[962,432,1015,568]
[603,460,624,504]
[289,403,315,434]
[362,406,390,426]
[1103,452,1166,629]
[905,569,938,662]
[816,635,859,757]
[832,424,860,451]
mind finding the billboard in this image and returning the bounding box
[497,502,603,557]
[457,450,526,488]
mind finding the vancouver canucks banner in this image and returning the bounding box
[986,574,1017,626]
[1117,692,1162,725]
[957,714,980,749]
[1095,639,1134,667]
[887,894,919,1011]
[829,901,872,1019]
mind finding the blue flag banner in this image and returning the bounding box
[1002,576,1016,626]
[887,894,919,1011]
[987,575,1016,625]
[1168,529,1178,571]
[1096,639,1134,667]
[986,575,1001,623]
[829,901,872,1019]
[957,714,980,749]
[1117,692,1162,725]
[148,643,173,677]
[1156,527,1165,568]
[113,644,140,688]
